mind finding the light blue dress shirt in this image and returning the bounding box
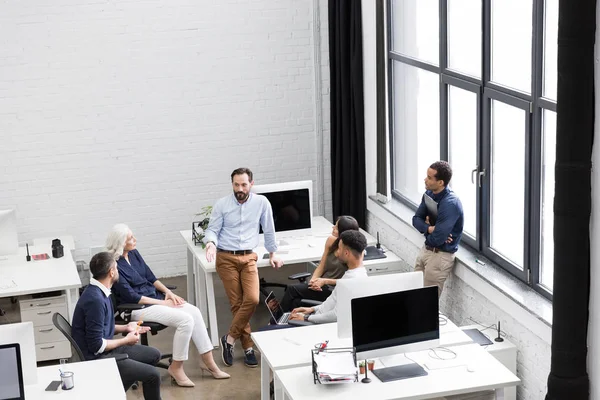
[203,193,278,253]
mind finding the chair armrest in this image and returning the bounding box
[117,303,146,312]
[110,354,129,362]
[288,272,312,282]
[300,299,323,307]
[288,319,314,327]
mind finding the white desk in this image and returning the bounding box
[461,325,517,400]
[275,343,520,400]
[252,318,473,400]
[0,241,81,321]
[24,358,125,399]
[180,216,401,347]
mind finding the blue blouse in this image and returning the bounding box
[112,249,164,305]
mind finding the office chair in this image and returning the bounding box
[52,312,129,364]
[258,261,315,299]
[111,286,176,370]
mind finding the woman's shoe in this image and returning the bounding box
[168,369,195,387]
[201,366,231,379]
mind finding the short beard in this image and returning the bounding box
[235,191,249,202]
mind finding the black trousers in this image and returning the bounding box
[280,283,333,312]
[103,344,161,400]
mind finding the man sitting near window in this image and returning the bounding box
[289,230,368,324]
[71,252,162,400]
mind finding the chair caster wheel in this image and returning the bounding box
[131,383,139,390]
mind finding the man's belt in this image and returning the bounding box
[217,248,254,255]
[425,245,445,253]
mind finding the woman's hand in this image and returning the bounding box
[308,278,326,291]
[165,291,186,306]
[126,321,150,334]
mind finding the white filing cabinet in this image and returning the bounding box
[20,294,72,362]
[460,324,517,400]
[364,249,408,276]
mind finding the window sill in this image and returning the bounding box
[367,196,552,334]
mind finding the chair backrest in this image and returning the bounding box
[52,313,86,362]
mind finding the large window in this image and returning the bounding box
[388,0,557,298]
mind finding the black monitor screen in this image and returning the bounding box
[258,189,311,233]
[351,286,439,353]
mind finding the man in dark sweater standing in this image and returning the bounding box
[412,161,464,297]
[72,252,162,399]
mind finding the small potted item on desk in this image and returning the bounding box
[358,361,366,375]
[367,360,375,371]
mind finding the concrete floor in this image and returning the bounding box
[0,263,306,400]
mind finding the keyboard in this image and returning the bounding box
[278,312,291,324]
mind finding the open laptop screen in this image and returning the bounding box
[0,343,25,400]
[264,291,284,322]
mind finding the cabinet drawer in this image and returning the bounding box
[34,324,66,344]
[20,295,66,310]
[21,304,67,327]
[36,340,71,362]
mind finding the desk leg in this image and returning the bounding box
[186,249,195,306]
[260,361,270,400]
[274,375,284,400]
[205,271,219,348]
[495,387,505,400]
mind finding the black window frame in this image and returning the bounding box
[386,0,557,300]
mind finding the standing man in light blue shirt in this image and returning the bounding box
[204,167,284,368]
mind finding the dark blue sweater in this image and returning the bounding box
[72,284,115,360]
[112,250,163,305]
[412,187,464,253]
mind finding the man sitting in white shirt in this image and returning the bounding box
[289,230,368,324]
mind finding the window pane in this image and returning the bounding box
[448,86,477,238]
[447,0,482,78]
[541,110,556,291]
[490,100,525,267]
[491,0,533,93]
[543,0,558,100]
[391,0,439,65]
[392,62,440,204]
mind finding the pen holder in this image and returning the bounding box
[60,371,74,390]
[52,239,64,258]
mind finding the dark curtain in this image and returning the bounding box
[329,0,367,227]
[546,0,596,399]
[375,0,387,196]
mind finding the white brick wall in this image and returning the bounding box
[0,0,331,277]
[367,211,551,400]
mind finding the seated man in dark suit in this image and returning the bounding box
[71,252,162,400]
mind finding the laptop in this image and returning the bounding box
[423,194,438,225]
[0,343,25,400]
[264,291,292,325]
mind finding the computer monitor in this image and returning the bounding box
[0,210,18,256]
[0,343,25,400]
[251,180,313,239]
[336,271,423,339]
[351,286,440,360]
[0,322,37,385]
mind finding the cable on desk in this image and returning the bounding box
[428,347,457,361]
[438,313,448,326]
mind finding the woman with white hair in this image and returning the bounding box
[107,224,229,387]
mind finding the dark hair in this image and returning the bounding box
[329,215,359,255]
[339,230,367,258]
[90,252,115,280]
[231,167,253,182]
[429,160,453,186]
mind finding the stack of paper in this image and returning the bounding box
[314,351,357,384]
